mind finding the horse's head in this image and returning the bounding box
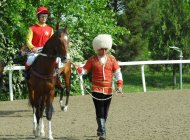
[42,26,69,61]
[56,26,69,60]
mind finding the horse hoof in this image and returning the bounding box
[48,136,54,140]
[33,130,36,135]
[40,131,45,137]
[34,130,40,137]
[62,106,68,112]
[33,130,39,137]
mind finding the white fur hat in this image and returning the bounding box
[92,34,112,52]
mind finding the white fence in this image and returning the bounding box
[3,60,190,101]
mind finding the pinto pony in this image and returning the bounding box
[28,27,70,140]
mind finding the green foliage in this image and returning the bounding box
[117,0,154,61]
[44,0,129,95]
[3,0,190,100]
[148,0,190,59]
[117,0,190,72]
[47,0,129,61]
[123,67,190,93]
[0,0,128,100]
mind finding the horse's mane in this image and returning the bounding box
[42,28,65,53]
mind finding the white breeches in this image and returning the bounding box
[26,53,39,66]
[26,47,43,66]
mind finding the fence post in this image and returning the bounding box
[141,65,147,92]
[179,52,183,89]
[179,63,183,89]
[8,70,14,101]
[79,75,85,95]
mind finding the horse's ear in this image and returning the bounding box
[63,25,68,33]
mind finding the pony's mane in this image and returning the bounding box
[41,28,68,55]
[41,29,62,53]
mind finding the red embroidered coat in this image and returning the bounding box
[78,54,123,95]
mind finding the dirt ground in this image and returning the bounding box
[1,90,190,140]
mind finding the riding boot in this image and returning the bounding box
[98,118,106,140]
[24,68,30,80]
[96,118,101,136]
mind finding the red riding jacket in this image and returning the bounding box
[26,23,53,50]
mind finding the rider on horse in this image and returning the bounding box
[25,6,53,79]
[25,6,70,79]
[76,34,123,140]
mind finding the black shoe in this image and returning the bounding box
[97,118,106,139]
[96,118,101,136]
[97,131,102,136]
[99,136,106,140]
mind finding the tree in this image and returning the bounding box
[47,0,129,61]
[149,0,190,61]
[0,0,129,99]
[117,0,154,61]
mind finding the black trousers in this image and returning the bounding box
[92,92,112,119]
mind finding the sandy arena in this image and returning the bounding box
[1,90,190,140]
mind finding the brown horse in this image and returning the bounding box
[28,27,69,140]
[21,43,71,112]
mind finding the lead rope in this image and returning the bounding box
[70,61,122,101]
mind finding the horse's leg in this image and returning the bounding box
[32,107,37,135]
[62,69,71,112]
[63,87,70,112]
[27,81,37,136]
[59,86,65,111]
[39,96,46,137]
[56,76,66,111]
[39,117,45,137]
[34,94,44,138]
[34,104,41,137]
[46,92,54,140]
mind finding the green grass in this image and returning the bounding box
[122,70,190,93]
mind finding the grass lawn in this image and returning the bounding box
[122,69,190,93]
